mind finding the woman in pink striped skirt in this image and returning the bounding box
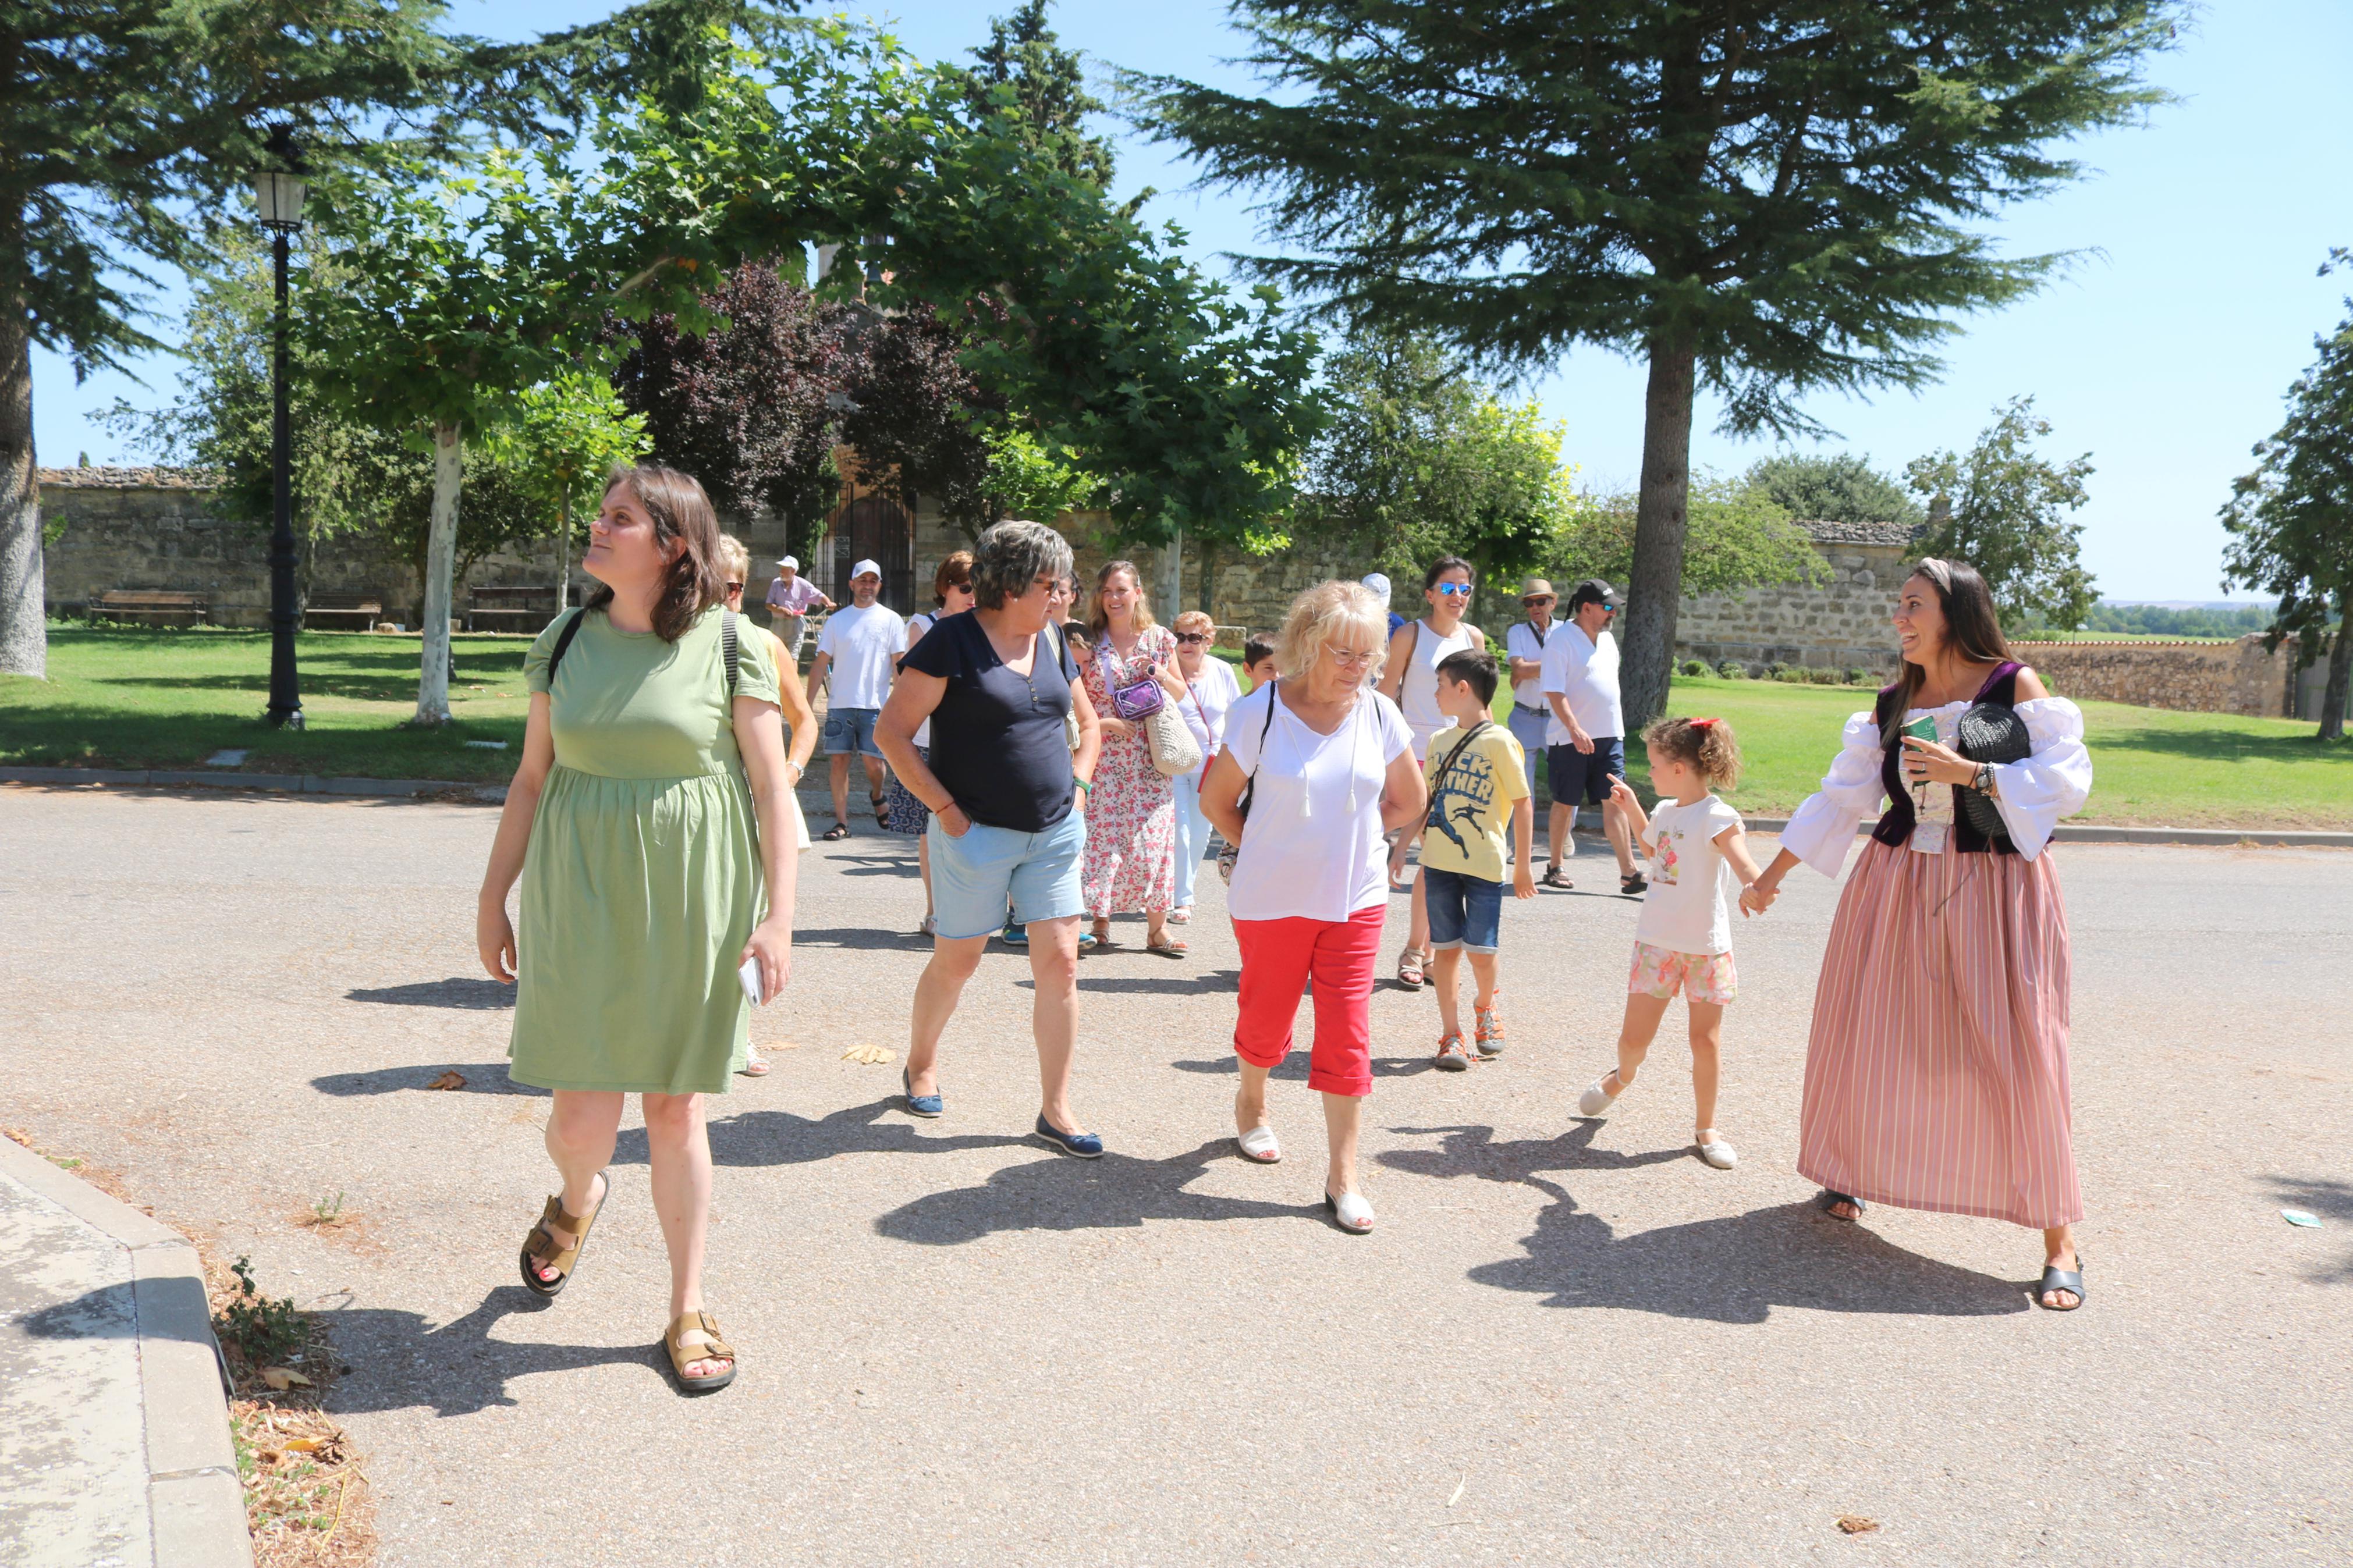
[1749,559,2093,1311]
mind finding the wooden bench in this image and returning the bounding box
[90,590,207,627]
[466,585,559,634]
[303,591,384,630]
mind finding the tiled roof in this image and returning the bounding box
[1794,518,1921,546]
[37,465,217,489]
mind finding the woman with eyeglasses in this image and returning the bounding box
[1375,556,1488,990]
[1199,580,1425,1232]
[882,552,978,936]
[1165,610,1240,924]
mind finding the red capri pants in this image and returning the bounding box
[1231,907,1385,1097]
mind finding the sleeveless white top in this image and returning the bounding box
[1396,617,1477,758]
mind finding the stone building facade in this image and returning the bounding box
[1671,519,1915,676]
[2008,637,2300,719]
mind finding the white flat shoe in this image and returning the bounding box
[1696,1132,1738,1170]
[1325,1189,1375,1234]
[1578,1073,1620,1118]
[1237,1124,1282,1164]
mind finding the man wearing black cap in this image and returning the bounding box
[1538,579,1644,894]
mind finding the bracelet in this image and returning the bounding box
[1975,763,1997,796]
[1074,777,1092,794]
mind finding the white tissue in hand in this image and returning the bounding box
[738,955,762,1006]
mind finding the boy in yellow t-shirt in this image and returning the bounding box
[1419,649,1535,1071]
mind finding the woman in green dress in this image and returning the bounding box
[475,464,799,1395]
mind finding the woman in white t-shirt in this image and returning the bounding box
[1166,609,1241,924]
[1199,581,1425,1234]
[1375,556,1487,990]
[1574,716,1766,1172]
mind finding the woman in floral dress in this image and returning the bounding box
[1081,560,1185,955]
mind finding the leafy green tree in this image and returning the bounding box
[960,0,1117,193]
[477,375,651,611]
[2223,276,2353,741]
[1563,473,1826,603]
[1907,397,2097,630]
[1133,0,2182,726]
[0,0,457,677]
[1745,453,1923,531]
[978,429,1100,527]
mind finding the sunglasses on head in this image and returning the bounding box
[1433,582,1472,597]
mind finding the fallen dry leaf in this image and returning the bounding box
[259,1367,314,1391]
[1836,1515,1879,1535]
[839,1044,896,1065]
[283,1437,328,1453]
[426,1070,467,1091]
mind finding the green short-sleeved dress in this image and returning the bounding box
[509,606,780,1095]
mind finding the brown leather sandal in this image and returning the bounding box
[664,1309,737,1395]
[519,1171,609,1299]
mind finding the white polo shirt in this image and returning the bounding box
[1504,620,1555,711]
[814,601,905,711]
[1539,623,1624,745]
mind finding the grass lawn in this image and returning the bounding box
[6,626,2347,824]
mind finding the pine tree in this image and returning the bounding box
[1135,0,2181,725]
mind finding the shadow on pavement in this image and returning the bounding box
[2266,1175,2352,1284]
[346,977,514,1009]
[1172,1054,1438,1080]
[311,1064,546,1097]
[609,1098,1030,1168]
[322,1287,662,1417]
[1029,968,1240,995]
[874,1137,1318,1246]
[790,926,935,952]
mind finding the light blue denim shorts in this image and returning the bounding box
[927,809,1087,940]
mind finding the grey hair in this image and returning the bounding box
[970,520,1074,611]
[1275,580,1390,681]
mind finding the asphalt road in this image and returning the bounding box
[2,783,2348,1566]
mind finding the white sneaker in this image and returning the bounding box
[1578,1073,1620,1118]
[1696,1132,1738,1170]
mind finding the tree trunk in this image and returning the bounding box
[1619,334,1698,730]
[416,424,462,725]
[2321,592,2351,743]
[1158,525,1183,625]
[0,308,44,678]
[1195,536,1217,617]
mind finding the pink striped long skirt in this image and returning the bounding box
[1797,838,2084,1229]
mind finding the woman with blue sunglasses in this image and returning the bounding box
[1375,556,1488,989]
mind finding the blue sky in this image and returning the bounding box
[36,0,2351,601]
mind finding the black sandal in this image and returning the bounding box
[1818,1189,1865,1221]
[1620,872,1648,895]
[2036,1256,2086,1311]
[821,821,851,841]
[1541,866,1572,890]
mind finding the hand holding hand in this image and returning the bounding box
[1901,734,1976,787]
[1738,882,1776,918]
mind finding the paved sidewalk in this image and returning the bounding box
[0,1136,250,1568]
[1,783,2348,1565]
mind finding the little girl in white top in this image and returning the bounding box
[1576,716,1768,1170]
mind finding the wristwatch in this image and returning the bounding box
[1975,763,1999,797]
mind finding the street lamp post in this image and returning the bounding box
[254,127,309,729]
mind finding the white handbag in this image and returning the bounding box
[1144,699,1202,778]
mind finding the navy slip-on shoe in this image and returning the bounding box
[1033,1115,1103,1159]
[902,1068,943,1119]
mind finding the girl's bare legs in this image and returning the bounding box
[1597,993,1673,1101]
[1322,1091,1364,1199]
[533,1090,622,1285]
[1431,945,1465,1035]
[641,1090,727,1379]
[1687,1000,1724,1133]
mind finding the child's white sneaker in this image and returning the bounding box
[1578,1072,1621,1118]
[1696,1130,1738,1169]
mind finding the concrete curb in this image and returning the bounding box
[6,765,2350,847]
[0,1137,254,1568]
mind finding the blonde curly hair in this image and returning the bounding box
[1273,580,1389,681]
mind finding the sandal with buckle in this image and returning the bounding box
[1541,866,1572,890]
[1474,998,1506,1058]
[1396,948,1426,990]
[519,1171,609,1298]
[1434,1032,1474,1072]
[1146,933,1188,958]
[663,1309,737,1395]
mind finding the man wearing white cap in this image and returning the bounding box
[1361,571,1407,638]
[764,554,833,660]
[808,559,903,840]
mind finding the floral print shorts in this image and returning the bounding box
[1627,940,1737,1005]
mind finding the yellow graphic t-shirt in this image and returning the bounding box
[1418,722,1529,883]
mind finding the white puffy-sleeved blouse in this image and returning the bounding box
[1777,697,2093,877]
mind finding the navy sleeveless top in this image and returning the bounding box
[1869,660,2022,856]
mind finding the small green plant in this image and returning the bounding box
[1773,666,1812,683]
[309,1191,345,1226]
[1717,660,1748,680]
[1846,668,1873,687]
[213,1256,305,1368]
[1677,657,1711,678]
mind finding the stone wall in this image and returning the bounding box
[38,468,579,630]
[1673,520,1914,676]
[2008,637,2298,718]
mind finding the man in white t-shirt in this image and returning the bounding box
[1538,578,1642,893]
[1503,576,1557,795]
[808,558,905,839]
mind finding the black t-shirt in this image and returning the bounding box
[901,612,1078,833]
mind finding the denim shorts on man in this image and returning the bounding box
[1422,866,1504,954]
[1546,734,1625,807]
[822,705,883,758]
[927,810,1087,940]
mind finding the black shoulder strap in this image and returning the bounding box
[722,607,739,697]
[1237,682,1280,816]
[544,607,588,686]
[1433,719,1490,789]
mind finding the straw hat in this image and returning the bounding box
[1518,576,1557,600]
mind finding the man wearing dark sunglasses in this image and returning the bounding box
[1538,579,1643,894]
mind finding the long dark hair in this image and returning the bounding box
[582,463,726,643]
[1883,557,2011,747]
